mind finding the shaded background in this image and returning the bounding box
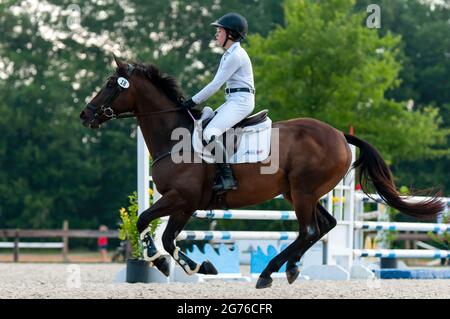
[0,0,448,234]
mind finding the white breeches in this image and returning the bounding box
[203,92,255,142]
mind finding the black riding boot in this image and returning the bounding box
[213,162,238,193]
[209,137,237,193]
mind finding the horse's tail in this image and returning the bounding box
[344,134,444,221]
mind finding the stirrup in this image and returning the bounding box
[212,175,238,194]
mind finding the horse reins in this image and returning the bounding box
[115,107,182,119]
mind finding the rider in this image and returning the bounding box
[181,12,255,194]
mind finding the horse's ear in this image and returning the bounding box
[113,54,123,69]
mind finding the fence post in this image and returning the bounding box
[322,238,328,264]
[63,220,69,262]
[13,230,19,262]
[405,231,411,249]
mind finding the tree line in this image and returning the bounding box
[0,0,448,230]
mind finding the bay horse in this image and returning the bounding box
[80,57,444,288]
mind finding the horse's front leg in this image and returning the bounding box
[162,213,218,276]
[137,189,186,277]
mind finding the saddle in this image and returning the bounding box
[201,109,269,132]
[192,108,272,164]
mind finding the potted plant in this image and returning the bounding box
[119,191,160,283]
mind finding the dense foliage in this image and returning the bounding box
[0,0,448,231]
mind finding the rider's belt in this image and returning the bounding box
[225,87,255,94]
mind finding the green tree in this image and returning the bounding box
[354,0,450,192]
[246,0,447,162]
[116,0,284,94]
[0,0,284,228]
[0,0,137,228]
[356,0,450,107]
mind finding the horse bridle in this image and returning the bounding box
[86,63,181,121]
[85,63,194,167]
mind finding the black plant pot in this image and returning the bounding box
[380,257,397,269]
[126,259,149,283]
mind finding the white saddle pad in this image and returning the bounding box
[192,109,272,164]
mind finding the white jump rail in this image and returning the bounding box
[354,249,450,259]
[354,221,450,232]
[355,192,450,205]
[176,230,299,241]
[193,209,296,220]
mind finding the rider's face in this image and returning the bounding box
[215,27,226,46]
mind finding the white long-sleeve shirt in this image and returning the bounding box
[192,42,254,104]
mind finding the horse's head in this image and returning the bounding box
[80,56,137,129]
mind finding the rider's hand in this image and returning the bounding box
[180,98,196,111]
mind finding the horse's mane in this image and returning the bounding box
[131,62,186,106]
[120,62,202,118]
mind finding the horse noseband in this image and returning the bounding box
[100,105,115,118]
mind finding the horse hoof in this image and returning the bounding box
[198,260,218,275]
[153,256,170,277]
[255,277,273,289]
[286,267,300,284]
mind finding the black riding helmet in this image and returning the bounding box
[211,13,248,47]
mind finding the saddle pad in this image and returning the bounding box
[192,117,272,164]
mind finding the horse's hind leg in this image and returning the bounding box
[162,213,218,275]
[256,194,320,289]
[285,203,337,284]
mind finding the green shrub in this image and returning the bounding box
[118,191,160,259]
[428,214,450,250]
